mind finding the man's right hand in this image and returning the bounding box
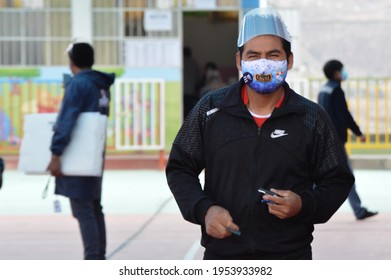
[47,155,63,177]
[204,205,239,239]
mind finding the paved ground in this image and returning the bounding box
[0,169,390,260]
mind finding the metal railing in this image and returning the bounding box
[0,78,167,165]
[114,78,165,153]
[0,77,390,156]
[288,77,391,153]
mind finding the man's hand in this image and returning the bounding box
[262,189,302,219]
[47,155,63,177]
[359,135,366,143]
[204,205,240,239]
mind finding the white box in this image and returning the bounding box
[18,112,107,176]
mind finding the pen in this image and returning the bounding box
[261,199,277,204]
[225,227,241,236]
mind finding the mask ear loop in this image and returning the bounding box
[41,176,51,199]
[41,176,62,213]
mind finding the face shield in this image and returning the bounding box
[237,7,292,47]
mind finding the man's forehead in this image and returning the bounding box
[243,35,284,51]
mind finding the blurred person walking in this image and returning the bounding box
[199,65,227,98]
[0,157,4,190]
[198,61,218,91]
[47,42,115,259]
[318,59,378,220]
[183,46,201,118]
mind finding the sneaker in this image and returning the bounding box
[357,209,378,220]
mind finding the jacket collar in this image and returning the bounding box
[320,79,340,94]
[218,78,306,118]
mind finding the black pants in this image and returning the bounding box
[70,198,106,260]
[203,245,312,260]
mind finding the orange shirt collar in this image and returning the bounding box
[241,86,284,108]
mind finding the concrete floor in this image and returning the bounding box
[0,169,390,260]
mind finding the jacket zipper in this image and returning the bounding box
[250,125,262,254]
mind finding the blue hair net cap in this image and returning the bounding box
[237,7,292,47]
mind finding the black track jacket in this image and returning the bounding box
[166,79,354,258]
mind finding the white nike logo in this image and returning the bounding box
[271,129,288,138]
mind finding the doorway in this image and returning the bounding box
[182,11,239,116]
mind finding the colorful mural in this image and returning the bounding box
[0,79,63,148]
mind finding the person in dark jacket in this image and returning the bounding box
[0,157,4,190]
[166,7,354,260]
[318,59,377,220]
[47,42,115,260]
[183,46,201,118]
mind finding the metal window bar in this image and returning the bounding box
[0,4,71,66]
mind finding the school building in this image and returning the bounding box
[0,0,390,161]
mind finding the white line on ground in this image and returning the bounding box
[183,240,201,260]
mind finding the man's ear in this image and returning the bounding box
[333,70,342,81]
[236,51,242,72]
[287,53,294,70]
[69,60,77,75]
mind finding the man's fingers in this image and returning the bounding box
[225,226,241,236]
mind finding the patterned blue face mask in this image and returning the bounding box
[241,59,288,95]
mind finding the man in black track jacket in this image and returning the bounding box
[166,7,354,260]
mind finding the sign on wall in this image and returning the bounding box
[144,10,173,32]
[194,0,217,9]
[124,39,180,67]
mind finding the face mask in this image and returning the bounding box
[241,59,288,94]
[341,69,348,81]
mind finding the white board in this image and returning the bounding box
[18,112,107,176]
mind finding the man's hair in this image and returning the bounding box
[323,60,343,80]
[68,42,94,68]
[238,37,292,59]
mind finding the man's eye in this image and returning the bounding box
[268,55,281,60]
